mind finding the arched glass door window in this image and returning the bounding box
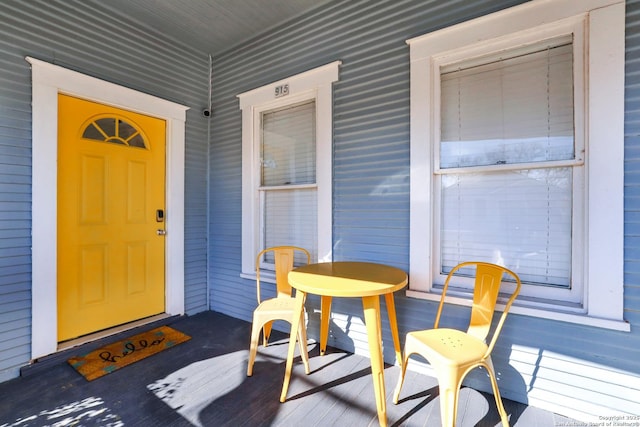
[82,117,147,148]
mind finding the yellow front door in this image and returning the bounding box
[57,94,166,342]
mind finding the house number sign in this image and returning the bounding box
[275,83,289,98]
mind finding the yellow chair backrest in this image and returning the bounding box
[435,261,521,355]
[255,246,311,303]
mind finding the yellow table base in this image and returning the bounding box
[280,261,407,427]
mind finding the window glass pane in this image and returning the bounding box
[95,118,116,137]
[263,188,318,262]
[440,40,574,168]
[262,101,316,186]
[128,134,146,148]
[82,123,104,141]
[118,119,137,139]
[81,117,146,148]
[440,168,572,287]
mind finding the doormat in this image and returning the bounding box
[67,326,191,381]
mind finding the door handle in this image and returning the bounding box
[157,229,167,236]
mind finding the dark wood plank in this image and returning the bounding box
[0,311,579,427]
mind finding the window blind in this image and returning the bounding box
[440,38,574,169]
[440,169,572,287]
[439,37,575,288]
[260,100,317,263]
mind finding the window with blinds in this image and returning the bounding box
[437,36,580,290]
[260,100,318,264]
[408,0,625,326]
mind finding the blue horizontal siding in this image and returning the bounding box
[209,0,640,420]
[0,0,210,381]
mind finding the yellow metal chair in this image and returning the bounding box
[393,261,521,427]
[247,246,311,377]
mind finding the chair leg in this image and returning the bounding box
[484,359,510,427]
[394,333,421,404]
[280,292,306,402]
[392,348,409,404]
[297,312,310,375]
[435,368,462,427]
[247,319,263,376]
[262,321,273,347]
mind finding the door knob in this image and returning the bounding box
[157,229,167,236]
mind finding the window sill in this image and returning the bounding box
[241,271,276,284]
[405,289,630,332]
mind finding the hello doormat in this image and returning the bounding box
[67,326,191,381]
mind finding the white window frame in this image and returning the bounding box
[406,0,628,331]
[238,61,341,277]
[434,29,586,305]
[28,57,189,359]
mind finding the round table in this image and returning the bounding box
[280,261,408,427]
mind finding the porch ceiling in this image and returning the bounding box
[106,0,331,55]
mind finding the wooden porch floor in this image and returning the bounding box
[0,311,577,426]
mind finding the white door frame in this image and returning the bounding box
[27,57,189,359]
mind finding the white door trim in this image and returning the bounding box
[27,57,189,359]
